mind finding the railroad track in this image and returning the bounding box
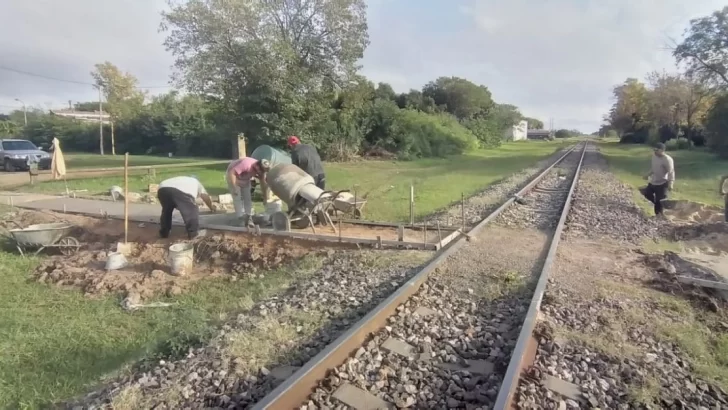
[251,142,588,410]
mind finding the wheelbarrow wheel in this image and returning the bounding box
[58,236,80,256]
[354,208,364,219]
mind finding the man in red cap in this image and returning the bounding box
[288,136,326,189]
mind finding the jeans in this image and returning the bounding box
[642,182,668,215]
[157,187,199,239]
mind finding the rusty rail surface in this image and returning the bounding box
[494,142,588,409]
[250,142,587,410]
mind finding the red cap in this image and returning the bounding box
[287,135,300,147]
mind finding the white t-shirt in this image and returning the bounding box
[159,176,207,198]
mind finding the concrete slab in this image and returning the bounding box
[543,374,582,401]
[332,383,393,410]
[381,337,416,359]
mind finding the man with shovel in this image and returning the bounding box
[640,142,675,218]
[157,175,216,239]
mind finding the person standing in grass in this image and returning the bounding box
[287,136,326,189]
[157,176,216,239]
[641,142,675,217]
[719,175,728,222]
[225,158,270,225]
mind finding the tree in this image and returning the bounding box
[91,62,145,155]
[422,77,493,120]
[704,92,728,156]
[161,0,369,149]
[524,117,544,129]
[374,82,397,101]
[555,129,571,138]
[607,78,649,137]
[674,6,728,88]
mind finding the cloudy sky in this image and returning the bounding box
[1,0,725,132]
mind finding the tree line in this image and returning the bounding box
[0,0,548,161]
[601,5,728,156]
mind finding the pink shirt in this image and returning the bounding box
[228,157,260,183]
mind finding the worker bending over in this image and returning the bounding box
[288,136,325,189]
[157,176,215,239]
[641,142,675,217]
[226,157,271,224]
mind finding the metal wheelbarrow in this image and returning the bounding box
[4,222,82,257]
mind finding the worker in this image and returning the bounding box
[288,136,325,189]
[641,142,675,218]
[157,175,216,239]
[719,175,728,222]
[249,144,292,200]
[226,157,271,225]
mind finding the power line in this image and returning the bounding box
[0,65,173,89]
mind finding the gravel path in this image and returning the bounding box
[429,146,573,227]
[301,146,585,409]
[517,145,728,409]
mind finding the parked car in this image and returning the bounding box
[0,139,52,172]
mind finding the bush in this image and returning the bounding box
[704,93,728,157]
[461,117,501,148]
[665,137,692,151]
[388,110,478,159]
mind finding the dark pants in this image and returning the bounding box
[157,187,199,239]
[642,182,668,215]
[314,174,326,190]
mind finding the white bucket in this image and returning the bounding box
[265,200,283,214]
[168,243,194,276]
[106,252,128,271]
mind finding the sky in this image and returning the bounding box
[1,0,725,132]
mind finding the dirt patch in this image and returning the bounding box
[663,199,724,224]
[5,209,350,301]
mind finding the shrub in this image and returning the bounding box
[665,137,692,151]
[389,110,478,159]
[461,117,501,148]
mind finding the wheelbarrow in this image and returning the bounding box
[330,190,367,219]
[3,221,82,257]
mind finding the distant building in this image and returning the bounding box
[50,109,110,124]
[526,129,553,140]
[506,120,528,141]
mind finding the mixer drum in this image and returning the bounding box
[265,164,317,206]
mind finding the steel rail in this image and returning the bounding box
[251,142,586,410]
[493,142,588,409]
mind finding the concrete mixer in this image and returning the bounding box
[265,164,340,232]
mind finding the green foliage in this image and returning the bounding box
[389,110,477,159]
[665,137,693,150]
[674,6,728,88]
[0,120,20,137]
[524,117,544,129]
[704,92,728,157]
[461,117,502,148]
[422,77,494,120]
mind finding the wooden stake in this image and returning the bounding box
[423,220,427,245]
[461,193,465,229]
[124,152,129,243]
[338,218,342,243]
[436,220,442,244]
[409,185,414,226]
[397,225,404,242]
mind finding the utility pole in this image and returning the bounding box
[98,85,104,155]
[14,98,27,126]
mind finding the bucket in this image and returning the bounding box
[106,252,128,271]
[265,199,283,214]
[168,243,194,276]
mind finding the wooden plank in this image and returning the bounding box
[676,275,728,291]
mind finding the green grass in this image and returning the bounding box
[62,153,219,169]
[599,140,728,208]
[24,140,574,222]
[0,250,324,409]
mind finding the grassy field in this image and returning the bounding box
[0,241,325,409]
[62,153,220,169]
[599,140,728,209]
[23,140,575,222]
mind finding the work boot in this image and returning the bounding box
[159,230,170,239]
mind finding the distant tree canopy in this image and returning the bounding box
[7,0,542,160]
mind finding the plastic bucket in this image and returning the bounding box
[106,252,128,271]
[265,199,283,214]
[168,243,194,276]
